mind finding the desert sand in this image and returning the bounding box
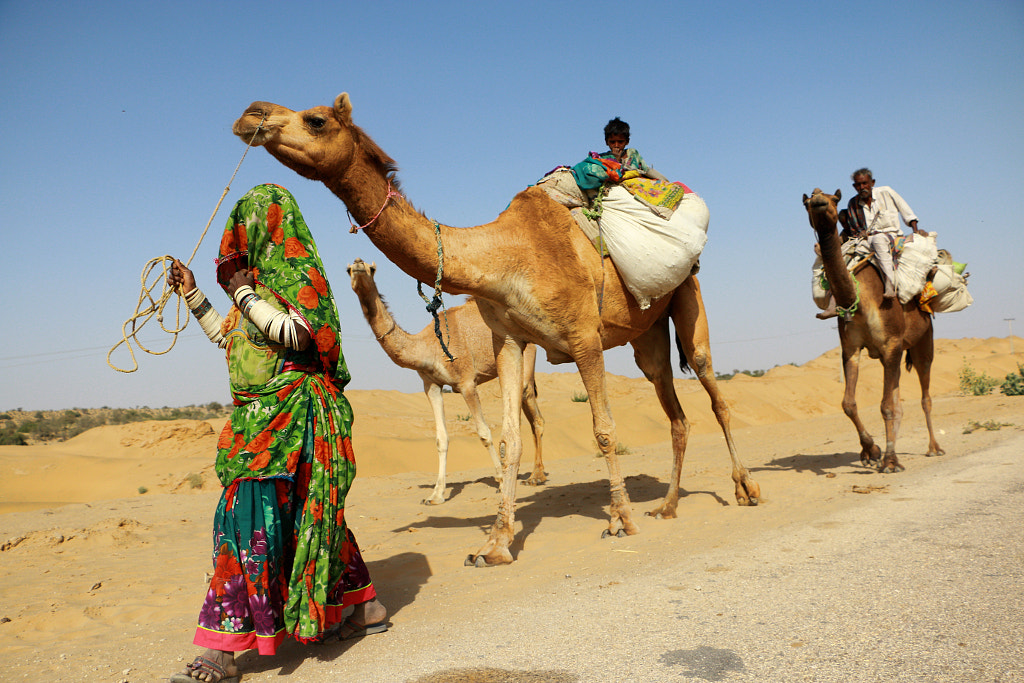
[1,337,1022,682]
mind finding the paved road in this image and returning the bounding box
[247,435,1024,683]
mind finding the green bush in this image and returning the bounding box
[959,360,999,396]
[0,427,27,445]
[571,392,589,403]
[1000,363,1024,396]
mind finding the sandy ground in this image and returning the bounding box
[1,337,1022,682]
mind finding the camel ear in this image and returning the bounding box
[834,189,841,202]
[370,261,376,275]
[334,92,353,125]
[802,193,810,206]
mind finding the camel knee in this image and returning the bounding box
[691,349,710,378]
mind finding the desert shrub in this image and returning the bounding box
[137,486,148,494]
[716,368,766,380]
[571,392,589,403]
[958,360,999,396]
[185,473,204,489]
[963,419,1014,434]
[0,427,27,445]
[1000,363,1024,396]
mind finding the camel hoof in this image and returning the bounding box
[422,498,444,506]
[464,554,492,568]
[926,449,945,457]
[601,529,627,539]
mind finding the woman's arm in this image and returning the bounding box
[226,269,312,351]
[169,259,226,346]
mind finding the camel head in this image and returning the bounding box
[233,93,398,185]
[802,188,841,231]
[346,257,378,294]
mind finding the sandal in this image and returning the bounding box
[337,617,388,641]
[169,654,239,683]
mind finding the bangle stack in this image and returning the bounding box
[184,287,213,321]
[233,285,260,317]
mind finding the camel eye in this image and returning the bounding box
[307,116,326,130]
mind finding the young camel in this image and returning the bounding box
[347,257,546,505]
[233,93,760,567]
[802,188,943,472]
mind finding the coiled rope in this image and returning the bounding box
[107,116,266,373]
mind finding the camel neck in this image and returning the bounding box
[814,215,859,309]
[327,155,497,297]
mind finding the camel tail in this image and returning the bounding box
[905,350,914,372]
[674,335,693,375]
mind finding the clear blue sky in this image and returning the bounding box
[1,0,1021,411]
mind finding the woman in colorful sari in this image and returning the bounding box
[167,184,386,683]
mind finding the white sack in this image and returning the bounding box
[930,263,974,313]
[811,255,832,310]
[896,233,939,304]
[597,185,709,309]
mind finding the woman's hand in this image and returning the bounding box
[168,258,197,295]
[226,268,256,298]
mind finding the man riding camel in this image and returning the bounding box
[845,167,927,299]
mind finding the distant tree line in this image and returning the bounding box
[0,403,229,446]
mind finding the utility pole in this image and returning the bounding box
[1006,318,1016,354]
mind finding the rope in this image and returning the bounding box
[836,277,861,321]
[107,116,266,373]
[416,220,455,362]
[583,185,610,315]
[348,181,401,233]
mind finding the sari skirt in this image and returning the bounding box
[191,476,375,655]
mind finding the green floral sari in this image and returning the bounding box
[193,185,374,655]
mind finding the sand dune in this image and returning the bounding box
[0,337,1021,682]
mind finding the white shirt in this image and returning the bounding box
[862,185,918,235]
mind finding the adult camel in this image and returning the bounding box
[347,257,546,505]
[233,93,760,567]
[802,188,943,472]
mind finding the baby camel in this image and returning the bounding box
[347,258,545,504]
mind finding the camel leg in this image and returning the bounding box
[458,383,503,482]
[840,346,881,467]
[670,277,760,506]
[520,345,547,485]
[878,351,906,473]
[909,330,944,457]
[572,332,636,539]
[466,334,525,567]
[628,317,689,519]
[421,378,450,505]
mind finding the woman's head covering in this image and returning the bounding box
[216,184,347,384]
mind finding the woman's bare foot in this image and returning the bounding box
[336,598,388,640]
[170,649,237,683]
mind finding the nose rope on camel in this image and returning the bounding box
[107,115,267,373]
